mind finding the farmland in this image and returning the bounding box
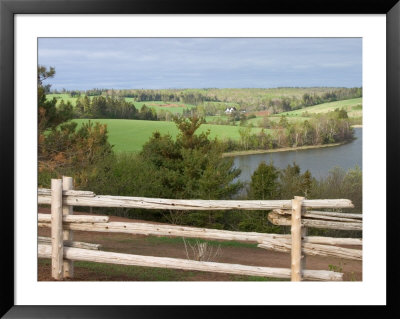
[122,99,197,114]
[73,119,264,153]
[47,87,362,117]
[48,89,362,154]
[116,87,360,105]
[207,98,363,126]
[272,97,362,119]
[47,94,197,114]
[47,93,83,105]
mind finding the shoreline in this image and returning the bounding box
[222,142,347,157]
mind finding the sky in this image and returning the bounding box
[38,38,362,90]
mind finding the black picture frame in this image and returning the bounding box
[1,0,399,317]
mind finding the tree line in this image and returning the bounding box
[223,110,354,152]
[59,95,158,120]
[53,87,362,116]
[115,87,362,112]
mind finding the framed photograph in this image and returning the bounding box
[1,0,399,317]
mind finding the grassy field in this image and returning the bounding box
[47,94,197,114]
[54,94,361,153]
[272,97,362,118]
[47,93,82,105]
[206,98,362,127]
[73,119,263,153]
[123,99,197,114]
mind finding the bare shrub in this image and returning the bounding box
[182,238,222,262]
[162,210,186,225]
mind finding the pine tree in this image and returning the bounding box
[249,161,280,200]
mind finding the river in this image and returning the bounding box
[233,127,362,183]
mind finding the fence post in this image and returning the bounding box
[301,225,307,272]
[51,179,63,280]
[62,176,74,278]
[291,196,304,281]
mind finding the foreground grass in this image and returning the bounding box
[38,258,282,281]
[38,235,282,281]
[39,258,196,281]
[73,119,262,153]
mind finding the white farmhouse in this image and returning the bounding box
[224,107,237,114]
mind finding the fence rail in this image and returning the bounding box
[38,189,354,210]
[38,236,102,250]
[38,219,362,246]
[38,178,362,282]
[268,210,362,231]
[37,244,343,281]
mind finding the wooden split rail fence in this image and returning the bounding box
[38,177,362,281]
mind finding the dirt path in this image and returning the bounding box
[38,207,362,281]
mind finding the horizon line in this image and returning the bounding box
[50,86,363,92]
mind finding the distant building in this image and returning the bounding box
[224,107,237,114]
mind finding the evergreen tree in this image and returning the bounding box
[38,65,73,134]
[301,170,313,198]
[38,66,112,188]
[249,161,280,200]
[140,115,242,200]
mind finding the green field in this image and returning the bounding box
[205,98,362,127]
[273,98,362,118]
[53,94,362,151]
[73,119,264,153]
[47,94,197,114]
[47,93,81,105]
[123,99,197,114]
[204,115,232,123]
[267,116,313,124]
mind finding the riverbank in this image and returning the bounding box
[351,124,362,128]
[223,142,347,157]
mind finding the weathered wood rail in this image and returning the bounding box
[268,210,362,231]
[38,236,102,250]
[38,188,354,210]
[37,244,342,281]
[38,220,362,246]
[38,177,362,282]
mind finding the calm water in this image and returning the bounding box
[233,128,362,183]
